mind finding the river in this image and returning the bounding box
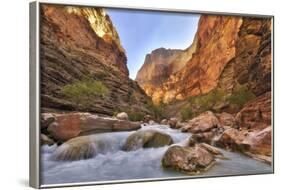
[41,124,272,185]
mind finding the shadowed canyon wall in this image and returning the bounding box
[40,5,152,115]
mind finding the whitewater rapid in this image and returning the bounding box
[41,124,272,185]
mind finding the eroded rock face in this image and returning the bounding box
[181,111,220,133]
[136,39,197,98]
[40,4,152,115]
[136,16,271,106]
[123,130,173,151]
[139,16,243,104]
[44,112,141,141]
[235,92,271,130]
[162,145,215,174]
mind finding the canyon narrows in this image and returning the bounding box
[39,4,273,186]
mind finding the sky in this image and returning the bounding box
[106,8,200,79]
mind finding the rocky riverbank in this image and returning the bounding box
[41,94,272,175]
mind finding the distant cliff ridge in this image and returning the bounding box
[40,4,151,115]
[136,35,197,98]
[136,15,271,104]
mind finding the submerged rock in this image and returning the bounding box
[181,111,220,133]
[123,130,173,151]
[162,145,215,174]
[51,136,95,161]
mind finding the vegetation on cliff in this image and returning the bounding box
[60,78,109,109]
[180,86,255,121]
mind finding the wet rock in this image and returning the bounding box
[51,136,95,161]
[181,111,220,133]
[168,118,179,128]
[161,119,168,125]
[116,112,128,120]
[46,112,141,142]
[214,128,248,151]
[41,134,55,146]
[123,130,173,151]
[143,115,152,123]
[149,120,156,125]
[188,131,215,146]
[197,143,225,159]
[175,121,187,129]
[241,126,272,156]
[162,145,215,174]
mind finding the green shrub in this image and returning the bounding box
[180,106,194,121]
[60,78,109,108]
[128,112,145,121]
[227,86,255,109]
[145,101,165,120]
[180,89,227,121]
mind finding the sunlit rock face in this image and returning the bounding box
[136,37,197,99]
[65,6,126,54]
[136,15,272,105]
[40,5,152,115]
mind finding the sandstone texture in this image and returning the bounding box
[162,144,216,174]
[136,16,272,106]
[40,5,152,115]
[42,112,141,142]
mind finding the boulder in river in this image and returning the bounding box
[241,126,272,156]
[46,112,141,141]
[160,119,168,125]
[181,111,220,133]
[51,136,95,161]
[168,118,178,128]
[162,144,215,174]
[116,112,129,120]
[123,130,173,151]
[214,128,247,151]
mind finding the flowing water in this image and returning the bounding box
[41,124,272,185]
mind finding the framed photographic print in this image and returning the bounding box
[29,1,274,188]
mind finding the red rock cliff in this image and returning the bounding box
[136,36,197,98]
[137,15,272,104]
[40,4,151,115]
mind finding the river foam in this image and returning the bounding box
[41,124,272,185]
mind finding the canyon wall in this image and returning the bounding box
[40,4,151,115]
[136,15,272,105]
[136,37,197,97]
